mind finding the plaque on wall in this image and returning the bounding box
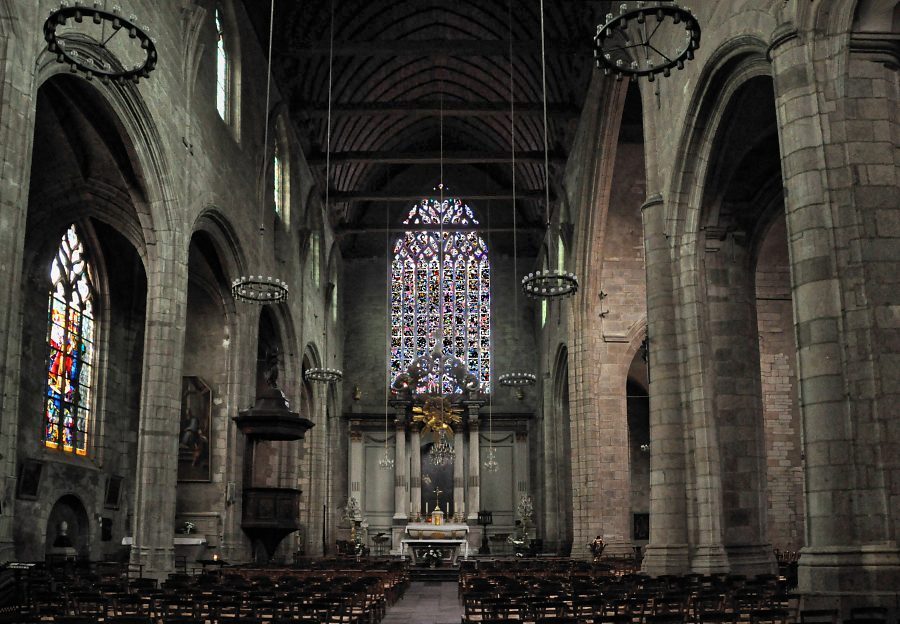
[178,376,212,482]
[16,459,43,500]
[104,475,123,509]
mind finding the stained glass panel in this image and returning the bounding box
[215,8,227,120]
[390,198,491,394]
[44,224,94,456]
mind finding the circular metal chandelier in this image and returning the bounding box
[594,2,701,82]
[498,371,537,387]
[304,367,343,384]
[231,276,288,304]
[43,3,158,84]
[522,269,579,299]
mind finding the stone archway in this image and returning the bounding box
[45,494,90,561]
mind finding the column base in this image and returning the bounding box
[798,544,900,616]
[641,542,690,576]
[726,543,777,576]
[691,542,731,574]
[130,543,175,580]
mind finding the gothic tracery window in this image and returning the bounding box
[215,7,228,120]
[391,198,491,394]
[273,139,285,218]
[45,225,96,456]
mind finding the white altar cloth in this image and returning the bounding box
[404,522,469,539]
[401,538,469,564]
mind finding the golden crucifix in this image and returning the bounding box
[433,487,443,511]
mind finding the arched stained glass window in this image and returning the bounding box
[391,198,491,394]
[215,7,228,120]
[45,225,96,456]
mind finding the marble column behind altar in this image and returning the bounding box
[347,407,531,556]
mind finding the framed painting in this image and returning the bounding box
[16,459,43,500]
[104,475,123,509]
[178,376,212,482]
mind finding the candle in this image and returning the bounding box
[446,503,449,515]
[425,503,429,515]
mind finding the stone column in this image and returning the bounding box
[392,406,408,521]
[452,426,464,518]
[409,426,421,518]
[769,26,900,609]
[466,409,481,522]
[0,42,36,560]
[639,194,692,575]
[130,242,189,577]
[304,383,328,556]
[348,427,363,509]
[514,429,529,533]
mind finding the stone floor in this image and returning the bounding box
[382,581,462,624]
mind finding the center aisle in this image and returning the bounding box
[382,581,463,624]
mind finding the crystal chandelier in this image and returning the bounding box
[482,446,499,473]
[232,0,288,304]
[378,447,394,470]
[429,430,455,467]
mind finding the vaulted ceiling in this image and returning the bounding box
[245,0,608,256]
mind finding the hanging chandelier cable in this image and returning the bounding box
[232,0,288,304]
[305,0,343,383]
[379,203,394,469]
[499,0,536,389]
[521,0,578,301]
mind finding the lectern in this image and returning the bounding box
[477,510,493,555]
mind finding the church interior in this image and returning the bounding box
[0,0,897,621]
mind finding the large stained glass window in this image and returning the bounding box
[45,225,95,456]
[391,198,491,394]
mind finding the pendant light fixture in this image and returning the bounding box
[232,0,288,304]
[43,2,158,84]
[499,1,536,389]
[521,0,579,301]
[594,2,701,82]
[305,0,343,384]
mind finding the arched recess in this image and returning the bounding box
[14,74,150,563]
[694,73,789,575]
[45,494,91,561]
[175,224,241,543]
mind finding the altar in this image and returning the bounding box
[402,522,469,565]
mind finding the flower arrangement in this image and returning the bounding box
[178,521,195,535]
[420,548,443,567]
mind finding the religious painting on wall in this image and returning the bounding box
[178,376,211,482]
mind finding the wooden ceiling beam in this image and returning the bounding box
[308,150,566,165]
[329,190,550,202]
[294,101,579,118]
[284,39,591,58]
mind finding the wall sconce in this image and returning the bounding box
[352,385,362,401]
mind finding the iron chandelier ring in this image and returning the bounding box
[498,372,537,387]
[231,276,289,304]
[44,4,158,83]
[304,367,344,384]
[593,3,701,81]
[521,269,579,300]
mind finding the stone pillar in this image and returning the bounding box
[304,383,328,556]
[639,195,692,575]
[0,41,35,560]
[452,426,465,518]
[392,406,408,522]
[409,426,421,518]
[769,25,900,610]
[348,428,363,509]
[130,243,189,577]
[466,410,481,522]
[390,401,409,553]
[514,429,529,532]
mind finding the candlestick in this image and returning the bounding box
[426,503,429,515]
